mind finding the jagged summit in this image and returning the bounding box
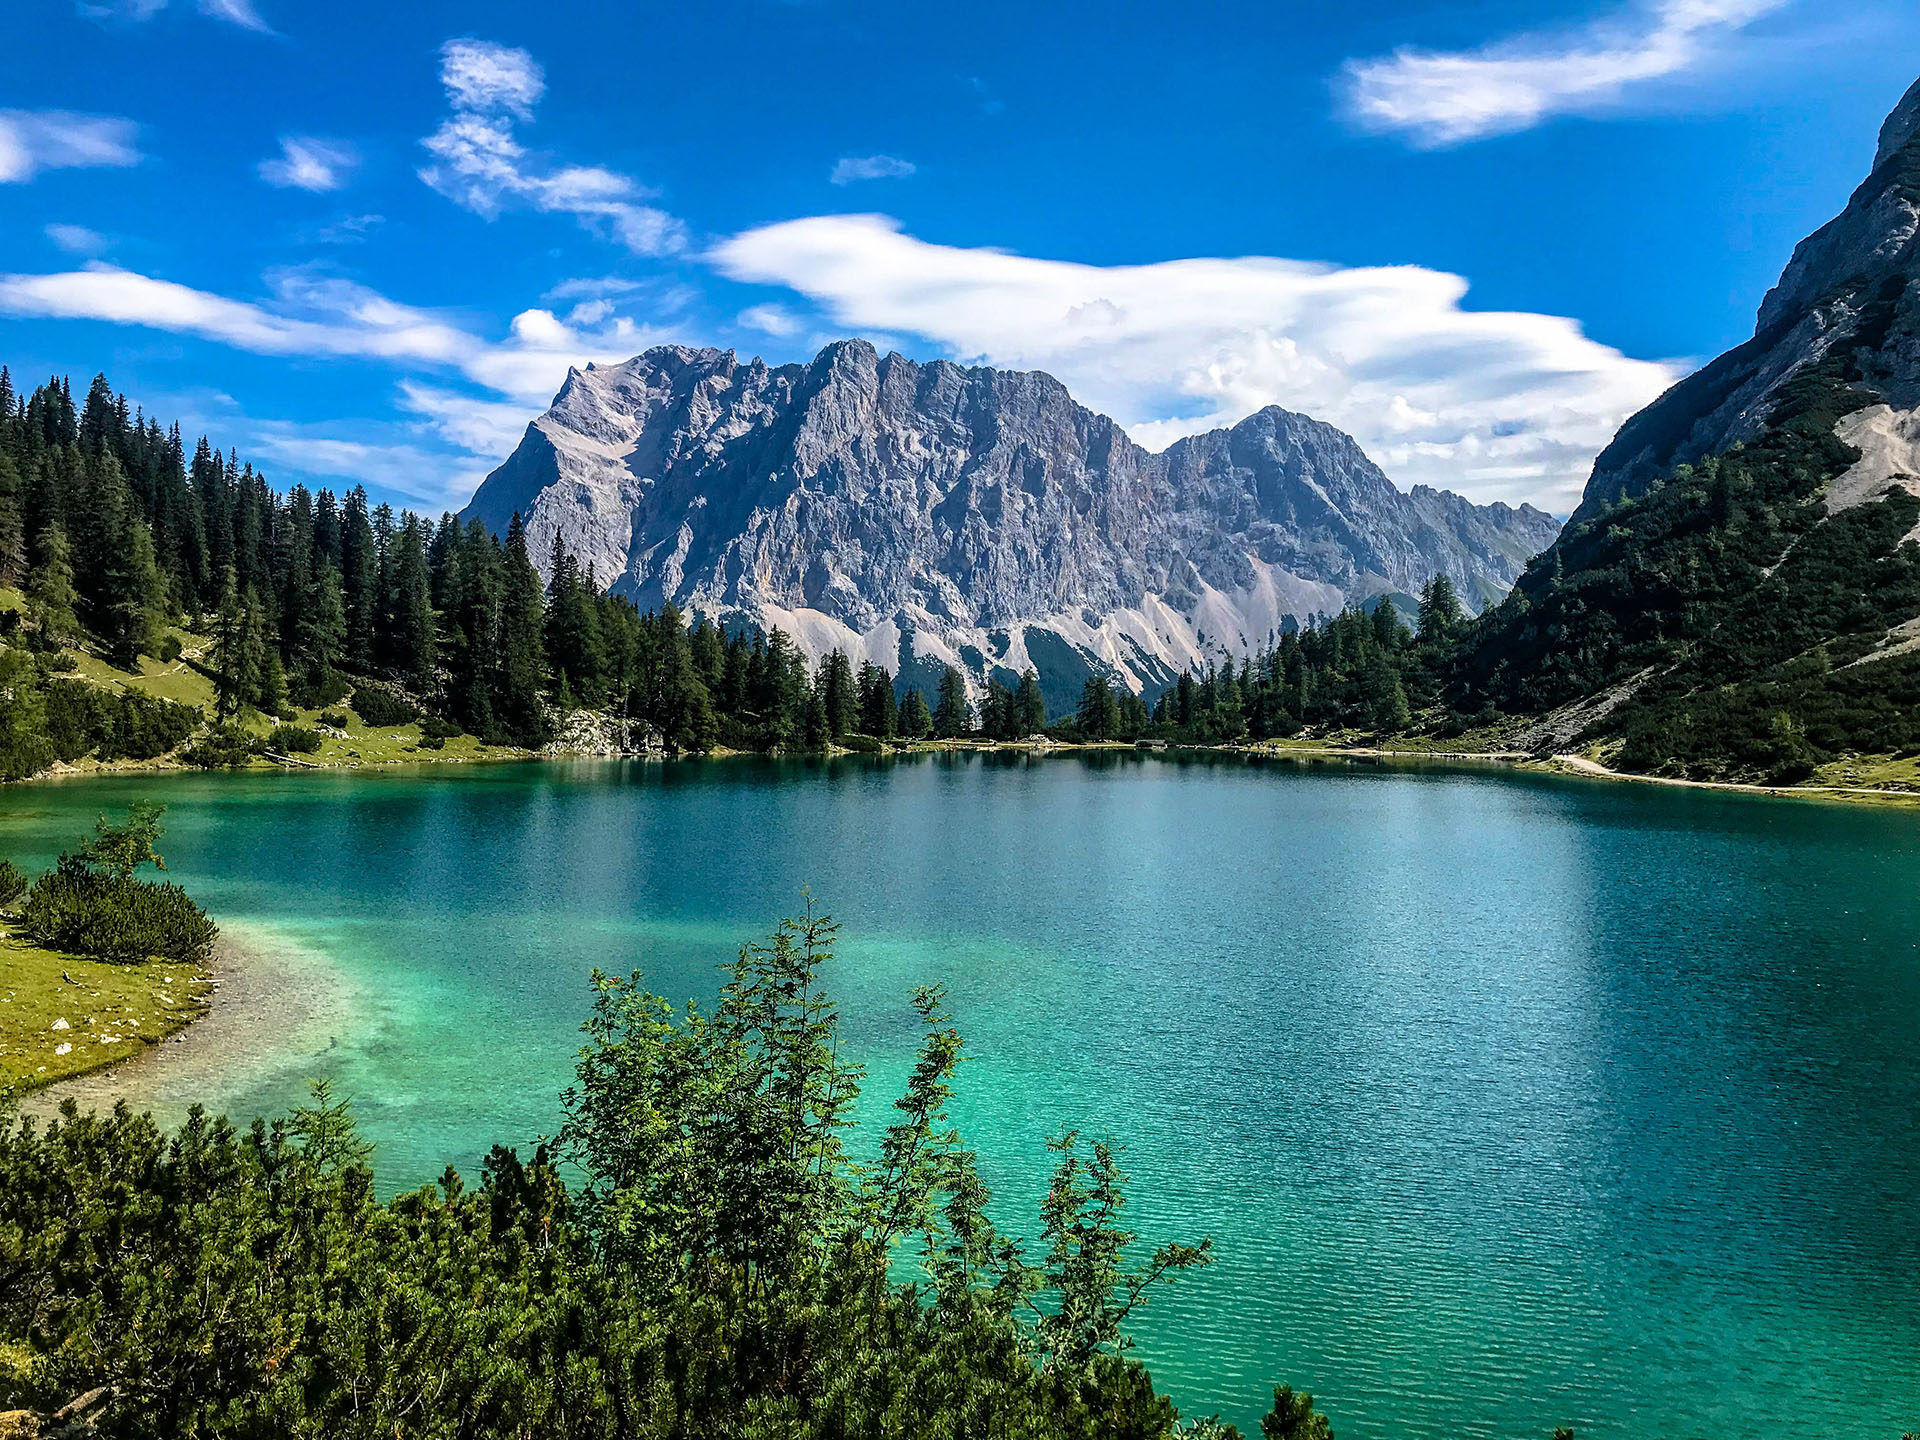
[1579,76,1920,521]
[464,339,1558,707]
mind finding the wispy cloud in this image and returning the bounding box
[830,154,916,186]
[0,110,140,183]
[77,0,272,30]
[0,260,672,501]
[45,223,109,255]
[195,0,270,31]
[1341,0,1789,146]
[737,303,801,337]
[712,214,1677,509]
[310,213,384,245]
[420,38,687,256]
[260,136,357,192]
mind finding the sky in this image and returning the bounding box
[0,0,1913,516]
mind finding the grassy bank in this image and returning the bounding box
[0,926,211,1095]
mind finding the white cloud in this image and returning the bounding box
[195,0,270,31]
[544,275,646,301]
[0,260,682,503]
[830,154,916,185]
[737,303,801,337]
[0,111,140,183]
[310,213,384,244]
[1341,0,1789,146]
[397,381,537,459]
[260,136,358,192]
[248,427,489,506]
[421,38,687,256]
[78,0,271,29]
[45,223,108,255]
[710,213,1678,509]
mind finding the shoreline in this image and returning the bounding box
[18,918,359,1125]
[12,730,1920,812]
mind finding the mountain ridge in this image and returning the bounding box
[465,339,1558,707]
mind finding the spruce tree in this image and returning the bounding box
[1077,675,1121,740]
[496,513,548,744]
[26,522,80,648]
[899,688,932,740]
[0,452,24,587]
[821,650,856,737]
[1015,667,1045,734]
[933,666,970,738]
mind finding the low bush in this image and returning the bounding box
[418,715,462,740]
[0,860,25,908]
[265,724,323,755]
[156,633,183,663]
[19,859,218,964]
[350,687,418,727]
[316,710,351,729]
[183,724,260,769]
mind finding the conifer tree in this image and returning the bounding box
[1015,667,1046,734]
[933,666,970,738]
[899,687,932,740]
[821,649,856,737]
[1077,675,1120,740]
[26,522,79,648]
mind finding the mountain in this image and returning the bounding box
[464,340,1557,710]
[1460,75,1920,782]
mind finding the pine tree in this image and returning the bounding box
[1416,575,1464,647]
[390,517,437,695]
[821,650,856,737]
[1015,667,1045,735]
[899,688,932,740]
[340,486,378,671]
[496,513,548,744]
[933,666,970,738]
[1077,675,1120,740]
[26,522,80,648]
[209,568,257,720]
[0,451,25,587]
[804,686,830,750]
[857,660,895,737]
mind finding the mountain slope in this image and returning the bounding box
[465,340,1556,710]
[1461,75,1920,782]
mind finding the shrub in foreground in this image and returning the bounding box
[19,862,216,964]
[0,905,1353,1440]
[14,803,217,965]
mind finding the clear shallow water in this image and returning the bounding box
[4,754,1918,1439]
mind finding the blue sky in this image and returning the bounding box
[0,0,1912,514]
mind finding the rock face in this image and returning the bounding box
[465,340,1558,706]
[1577,75,1920,522]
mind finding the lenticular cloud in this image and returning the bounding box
[711,213,1677,510]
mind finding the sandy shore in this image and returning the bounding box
[20,918,360,1126]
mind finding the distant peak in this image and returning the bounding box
[1876,74,1920,171]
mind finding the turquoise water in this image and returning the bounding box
[4,754,1919,1439]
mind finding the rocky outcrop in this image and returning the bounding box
[465,340,1558,706]
[1577,76,1920,521]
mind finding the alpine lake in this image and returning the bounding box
[5,752,1917,1439]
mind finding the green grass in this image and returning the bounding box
[0,924,211,1096]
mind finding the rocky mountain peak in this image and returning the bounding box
[1877,76,1920,171]
[466,344,1559,709]
[1581,74,1920,518]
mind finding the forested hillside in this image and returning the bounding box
[0,368,994,777]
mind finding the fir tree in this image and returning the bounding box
[933,666,970,738]
[1015,667,1046,734]
[26,522,80,648]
